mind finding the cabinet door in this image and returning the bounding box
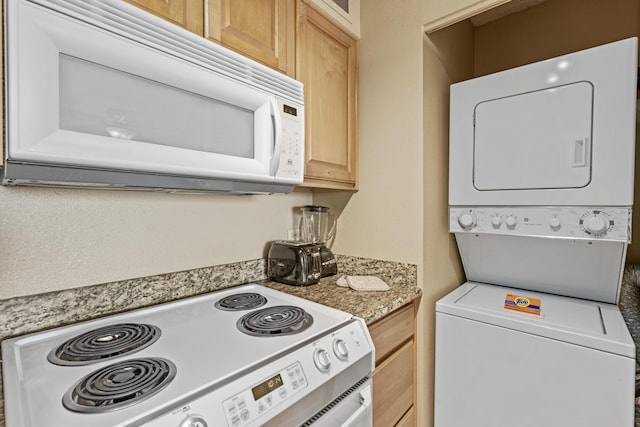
[371,340,415,427]
[125,0,204,35]
[297,1,358,189]
[369,303,415,364]
[206,0,295,76]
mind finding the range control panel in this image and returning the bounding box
[222,362,308,426]
[450,206,631,242]
[144,319,373,427]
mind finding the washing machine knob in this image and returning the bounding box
[583,215,609,235]
[491,215,502,227]
[505,215,517,228]
[458,212,476,230]
[549,216,561,229]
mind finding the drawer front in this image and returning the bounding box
[395,406,416,427]
[369,303,415,364]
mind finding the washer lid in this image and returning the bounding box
[437,282,634,357]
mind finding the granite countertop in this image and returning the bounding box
[616,265,640,427]
[620,265,640,360]
[263,275,421,325]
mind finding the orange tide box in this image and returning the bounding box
[504,294,541,315]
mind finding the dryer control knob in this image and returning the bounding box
[583,215,609,235]
[505,215,517,228]
[549,216,561,229]
[491,215,502,227]
[458,212,476,230]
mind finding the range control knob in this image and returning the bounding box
[582,212,611,236]
[549,216,561,229]
[490,215,503,228]
[458,212,477,230]
[180,415,208,427]
[313,348,331,371]
[505,215,517,229]
[333,338,349,360]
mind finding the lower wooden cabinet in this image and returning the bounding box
[396,406,416,427]
[368,302,417,426]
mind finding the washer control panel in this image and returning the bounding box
[450,206,631,242]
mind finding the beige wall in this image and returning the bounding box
[319,2,466,426]
[422,21,473,427]
[0,186,312,298]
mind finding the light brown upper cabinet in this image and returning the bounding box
[125,0,205,35]
[297,1,359,190]
[424,0,512,33]
[206,0,296,77]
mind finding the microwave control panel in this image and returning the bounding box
[450,206,632,243]
[276,100,304,181]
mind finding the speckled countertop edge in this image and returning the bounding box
[609,265,640,427]
[0,255,420,427]
[619,264,640,363]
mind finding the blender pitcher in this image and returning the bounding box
[299,205,336,244]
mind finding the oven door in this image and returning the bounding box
[264,378,372,427]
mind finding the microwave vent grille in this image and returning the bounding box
[30,0,304,104]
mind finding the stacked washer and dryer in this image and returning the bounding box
[435,37,639,427]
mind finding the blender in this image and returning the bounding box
[299,205,338,277]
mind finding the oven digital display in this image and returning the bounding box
[252,374,284,400]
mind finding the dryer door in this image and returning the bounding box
[473,82,593,191]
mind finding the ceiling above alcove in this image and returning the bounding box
[470,0,547,26]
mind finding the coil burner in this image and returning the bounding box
[214,292,268,311]
[237,305,313,336]
[63,357,176,413]
[47,323,161,366]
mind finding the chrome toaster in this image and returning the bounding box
[267,241,337,286]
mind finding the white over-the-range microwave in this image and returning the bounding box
[3,0,304,194]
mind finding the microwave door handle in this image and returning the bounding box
[269,97,282,176]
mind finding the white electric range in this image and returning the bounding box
[2,284,375,426]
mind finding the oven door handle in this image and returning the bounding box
[340,383,373,427]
